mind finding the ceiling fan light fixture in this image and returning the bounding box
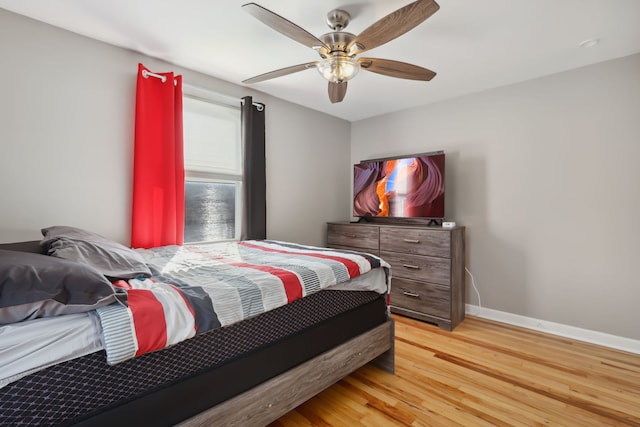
[317,54,360,83]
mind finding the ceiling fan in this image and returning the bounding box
[241,0,440,103]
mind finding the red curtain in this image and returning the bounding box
[131,63,184,249]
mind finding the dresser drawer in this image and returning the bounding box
[380,226,450,258]
[391,278,450,319]
[327,223,379,251]
[381,251,450,286]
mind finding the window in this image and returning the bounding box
[182,92,242,243]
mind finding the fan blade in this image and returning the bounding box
[359,58,436,81]
[349,0,439,55]
[328,81,348,103]
[242,3,329,56]
[243,62,318,84]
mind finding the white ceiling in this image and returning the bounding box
[1,0,639,121]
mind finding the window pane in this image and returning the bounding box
[184,181,236,243]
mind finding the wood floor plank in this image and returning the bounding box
[270,315,640,426]
[396,316,640,424]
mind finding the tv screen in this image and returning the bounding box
[353,151,445,219]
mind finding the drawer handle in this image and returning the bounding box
[402,291,420,298]
[403,238,420,244]
[402,264,421,270]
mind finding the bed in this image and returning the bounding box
[0,227,394,426]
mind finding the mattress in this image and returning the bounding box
[0,289,388,426]
[0,267,387,389]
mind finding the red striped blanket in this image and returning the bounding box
[96,240,389,364]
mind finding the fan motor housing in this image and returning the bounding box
[319,32,357,53]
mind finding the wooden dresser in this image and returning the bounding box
[327,221,465,330]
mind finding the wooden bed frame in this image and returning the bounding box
[180,318,395,427]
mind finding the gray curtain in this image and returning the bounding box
[240,96,266,240]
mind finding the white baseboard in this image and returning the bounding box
[466,304,640,355]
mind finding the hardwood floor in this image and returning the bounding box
[270,315,640,426]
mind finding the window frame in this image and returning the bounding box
[182,87,243,243]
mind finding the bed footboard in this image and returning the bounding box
[179,318,395,427]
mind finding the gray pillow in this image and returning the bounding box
[41,226,152,280]
[0,249,126,325]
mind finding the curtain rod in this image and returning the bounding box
[184,93,264,111]
[183,83,264,110]
[142,69,260,108]
[141,69,166,82]
[184,93,240,110]
[142,69,178,86]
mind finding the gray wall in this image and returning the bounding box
[352,53,640,340]
[0,9,350,247]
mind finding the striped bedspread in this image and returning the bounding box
[97,240,389,364]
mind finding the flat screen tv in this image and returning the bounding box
[353,151,445,220]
